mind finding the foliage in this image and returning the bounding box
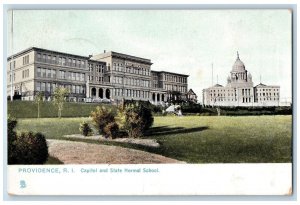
[34,91,44,118]
[12,132,49,164]
[8,115,18,164]
[79,121,93,136]
[103,122,120,139]
[124,102,154,138]
[8,116,49,165]
[52,87,69,118]
[90,106,116,134]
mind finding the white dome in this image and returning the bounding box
[232,52,246,72]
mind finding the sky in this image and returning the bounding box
[7,10,292,102]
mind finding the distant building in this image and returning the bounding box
[7,47,196,104]
[202,52,280,107]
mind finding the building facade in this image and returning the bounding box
[202,53,280,107]
[7,47,194,104]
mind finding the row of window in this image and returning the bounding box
[112,76,150,87]
[22,69,30,79]
[37,68,56,78]
[23,55,29,65]
[89,64,105,73]
[112,63,151,76]
[164,75,187,84]
[9,61,16,70]
[258,92,279,97]
[9,74,15,82]
[210,93,236,97]
[242,97,251,103]
[37,53,86,68]
[258,88,279,92]
[165,84,187,93]
[242,89,251,95]
[259,98,279,101]
[209,97,279,102]
[114,88,150,99]
[36,82,85,94]
[88,76,104,83]
[37,67,85,82]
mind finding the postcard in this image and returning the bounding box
[5,8,293,196]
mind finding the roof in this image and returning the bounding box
[7,47,89,60]
[254,83,280,88]
[91,51,152,65]
[232,52,246,72]
[151,70,189,77]
[213,84,224,87]
[187,89,196,95]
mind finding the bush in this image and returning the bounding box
[124,103,154,138]
[91,106,116,134]
[12,132,49,164]
[79,121,93,136]
[8,116,18,164]
[104,122,119,139]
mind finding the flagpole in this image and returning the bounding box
[10,10,14,101]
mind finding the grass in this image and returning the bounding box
[15,115,292,163]
[8,101,114,118]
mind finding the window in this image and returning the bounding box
[52,70,56,79]
[41,82,46,91]
[42,68,46,78]
[23,55,29,65]
[59,70,66,79]
[36,82,41,91]
[46,83,51,92]
[47,69,51,78]
[37,67,41,77]
[62,58,66,65]
[37,53,41,61]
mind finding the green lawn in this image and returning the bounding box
[15,115,292,163]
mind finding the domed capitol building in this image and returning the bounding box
[202,52,280,107]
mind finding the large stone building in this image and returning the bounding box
[202,53,280,107]
[7,47,194,104]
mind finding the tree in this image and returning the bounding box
[34,91,44,118]
[52,87,69,118]
[90,106,116,134]
[124,103,154,138]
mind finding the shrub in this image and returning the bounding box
[104,122,119,139]
[8,116,18,164]
[79,121,93,136]
[91,106,116,134]
[124,103,154,138]
[13,132,49,164]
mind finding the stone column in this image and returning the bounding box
[104,88,107,99]
[86,80,90,98]
[96,88,99,99]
